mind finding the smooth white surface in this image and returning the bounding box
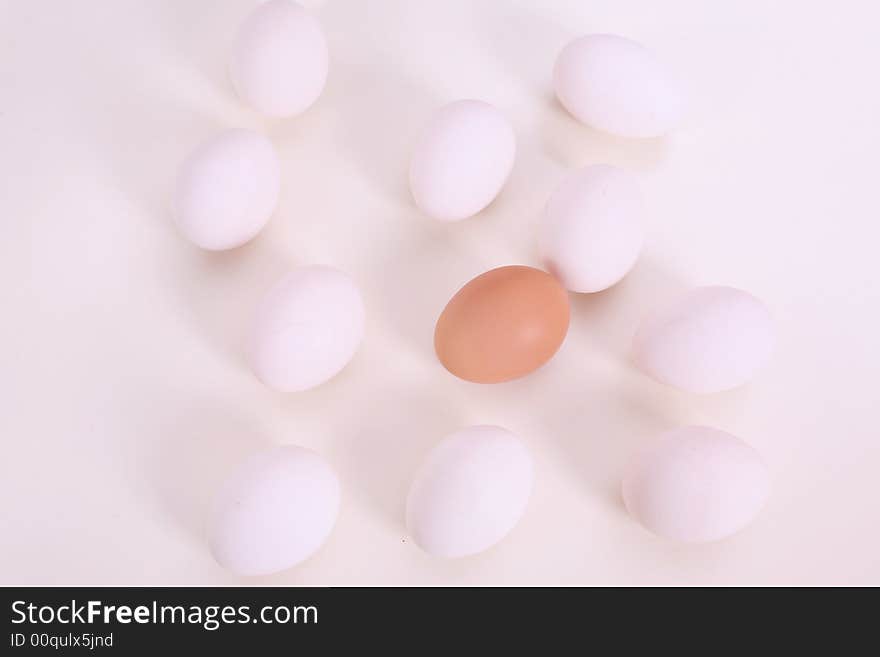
[210,445,340,575]
[2,0,880,585]
[406,425,533,558]
[248,266,365,392]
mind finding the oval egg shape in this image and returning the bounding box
[249,266,365,392]
[406,425,533,558]
[209,445,341,576]
[553,34,684,138]
[539,165,645,293]
[409,100,516,221]
[622,426,770,543]
[633,286,774,393]
[434,265,570,383]
[173,129,280,250]
[230,0,328,117]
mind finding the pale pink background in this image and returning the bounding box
[2,0,878,585]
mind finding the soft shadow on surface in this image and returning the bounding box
[129,399,272,545]
[165,238,296,369]
[359,222,479,360]
[322,60,439,204]
[86,0,258,219]
[147,0,250,110]
[524,257,691,511]
[569,255,688,362]
[539,373,678,511]
[473,0,572,92]
[318,0,441,204]
[327,390,466,531]
[542,95,670,171]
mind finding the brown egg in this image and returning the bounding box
[434,265,570,383]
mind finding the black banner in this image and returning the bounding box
[2,586,843,651]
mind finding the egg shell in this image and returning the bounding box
[172,129,280,251]
[434,265,570,383]
[553,34,684,138]
[249,266,365,392]
[540,165,645,293]
[209,445,340,576]
[406,425,533,558]
[633,286,774,393]
[622,426,770,543]
[230,0,328,117]
[409,100,516,221]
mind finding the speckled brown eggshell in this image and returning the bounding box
[434,265,570,383]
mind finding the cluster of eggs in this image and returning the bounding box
[173,1,775,576]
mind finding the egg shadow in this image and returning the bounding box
[472,0,572,93]
[568,255,689,364]
[512,257,692,511]
[538,369,678,512]
[359,221,474,362]
[541,96,671,171]
[124,397,273,548]
[145,0,253,115]
[326,388,466,532]
[83,0,260,224]
[163,236,299,371]
[317,0,443,205]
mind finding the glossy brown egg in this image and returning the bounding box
[434,265,570,383]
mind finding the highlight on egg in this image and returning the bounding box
[172,129,280,250]
[434,265,570,383]
[553,34,685,138]
[406,425,533,558]
[409,99,516,221]
[249,266,365,392]
[539,164,645,293]
[230,0,328,117]
[633,285,775,393]
[622,426,770,543]
[209,445,341,576]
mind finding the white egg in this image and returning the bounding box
[209,445,340,576]
[539,165,645,293]
[249,266,365,392]
[633,286,774,393]
[553,34,684,138]
[172,129,280,250]
[406,425,533,558]
[409,100,516,221]
[622,426,770,543]
[230,0,328,117]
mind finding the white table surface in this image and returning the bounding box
[2,0,878,585]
